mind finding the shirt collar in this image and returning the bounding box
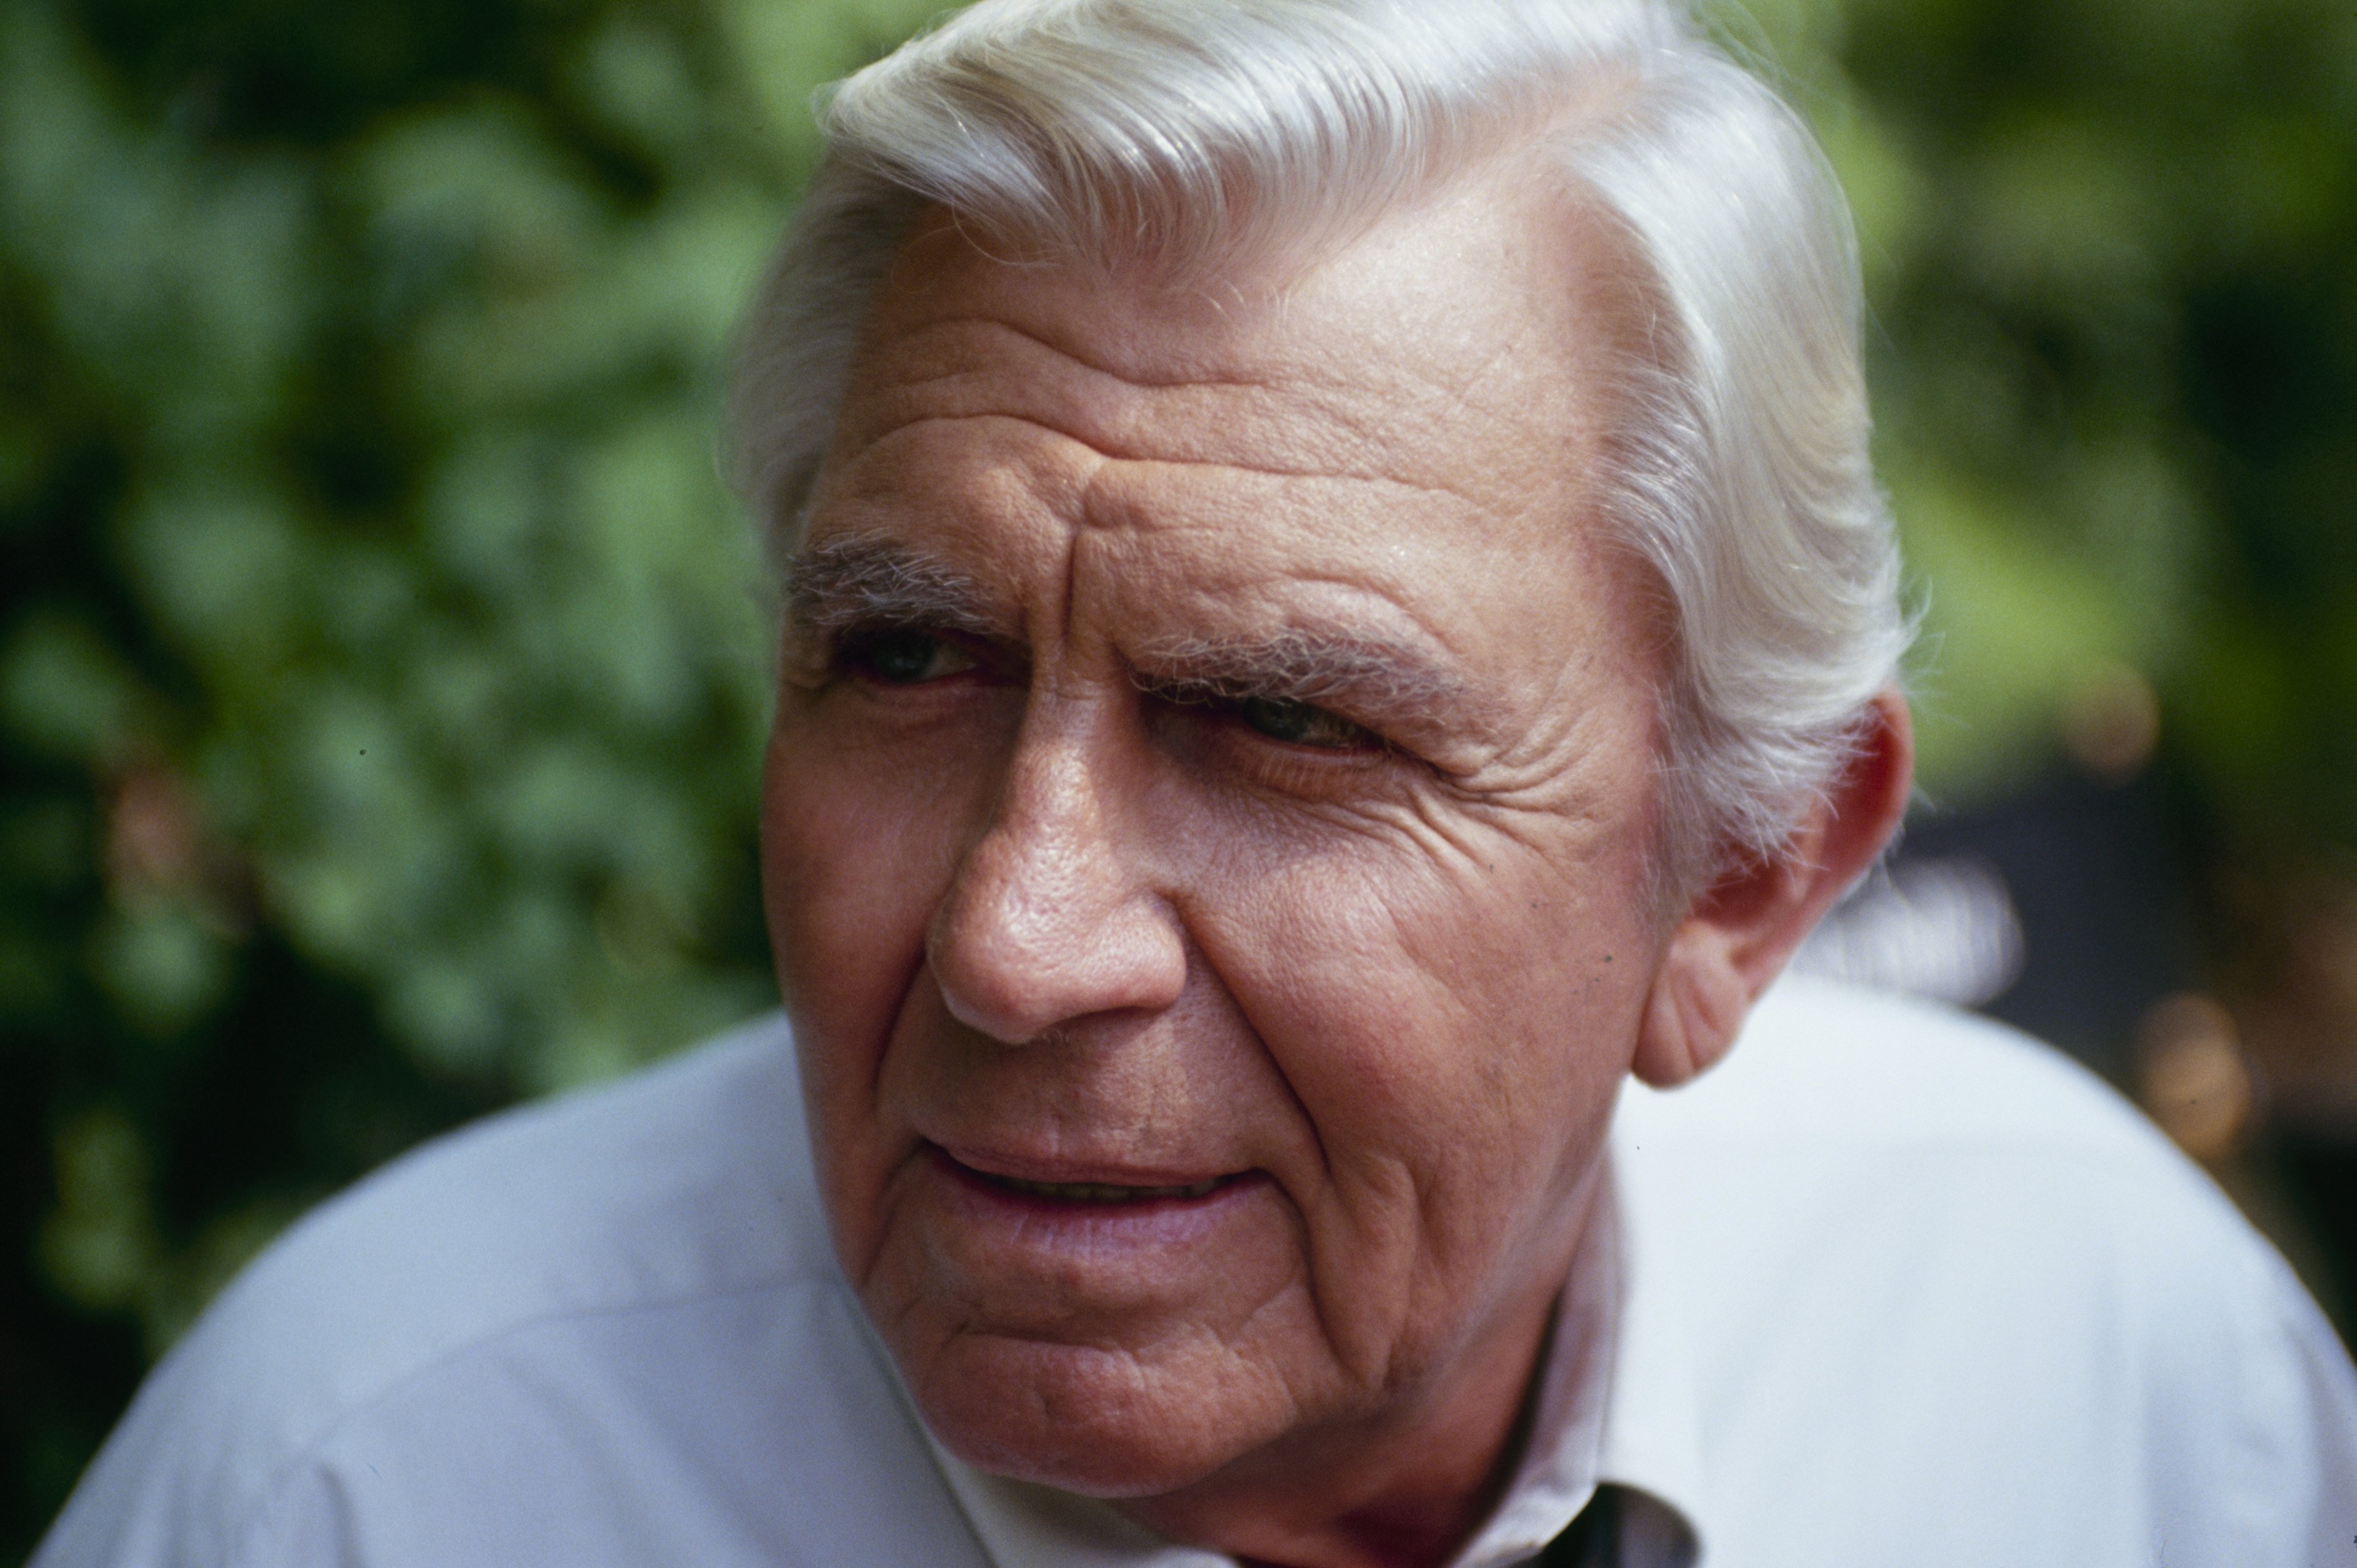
[1592,1122,1710,1567]
[926,1441,1234,1568]
[923,1150,1706,1566]
[1446,1176,1620,1567]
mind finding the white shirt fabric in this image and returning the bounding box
[33,977,2357,1567]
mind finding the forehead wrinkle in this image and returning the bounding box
[851,310,1532,513]
[830,405,1495,534]
[920,314,1275,396]
[845,313,1274,460]
[1097,453,1488,515]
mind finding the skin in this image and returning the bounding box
[759,154,1912,1568]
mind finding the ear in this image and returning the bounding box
[1633,688,1914,1088]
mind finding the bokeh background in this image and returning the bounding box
[3,0,2353,1552]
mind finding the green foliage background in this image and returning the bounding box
[1,0,2351,1553]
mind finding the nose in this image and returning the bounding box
[926,719,1187,1044]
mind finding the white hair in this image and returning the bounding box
[726,0,1910,892]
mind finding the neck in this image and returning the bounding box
[1114,1174,1605,1568]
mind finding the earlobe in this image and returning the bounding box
[1632,689,1915,1089]
[1632,925,1751,1087]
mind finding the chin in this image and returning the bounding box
[902,1329,1290,1498]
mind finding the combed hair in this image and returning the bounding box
[725,0,1911,894]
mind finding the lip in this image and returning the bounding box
[931,1142,1245,1194]
[923,1144,1266,1244]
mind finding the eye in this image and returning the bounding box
[839,627,978,685]
[1234,695,1378,751]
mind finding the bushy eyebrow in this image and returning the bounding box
[1133,629,1482,735]
[784,536,1000,640]
[786,536,1486,735]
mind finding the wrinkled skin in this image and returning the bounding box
[759,158,1910,1568]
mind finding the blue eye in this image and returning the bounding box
[1236,695,1374,750]
[842,629,974,684]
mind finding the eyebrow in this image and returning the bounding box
[1133,629,1482,735]
[784,536,1001,641]
[785,536,1486,735]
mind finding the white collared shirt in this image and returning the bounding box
[33,979,2357,1567]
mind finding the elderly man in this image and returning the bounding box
[34,1,2357,1565]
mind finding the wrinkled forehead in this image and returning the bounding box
[800,172,1666,702]
[824,156,1632,508]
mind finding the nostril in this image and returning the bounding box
[929,952,1047,1045]
[926,884,1188,1044]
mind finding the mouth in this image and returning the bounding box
[980,1172,1230,1202]
[931,1146,1247,1205]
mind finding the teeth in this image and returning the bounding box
[992,1174,1226,1202]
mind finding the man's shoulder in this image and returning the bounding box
[1622,972,2180,1161]
[35,1012,923,1568]
[1615,974,2268,1315]
[210,1007,837,1358]
[1611,977,2357,1563]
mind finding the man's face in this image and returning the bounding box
[761,170,1669,1496]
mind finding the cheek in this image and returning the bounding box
[759,707,991,1254]
[761,685,1021,1015]
[1185,812,1656,1336]
[761,722,941,1031]
[1249,860,1643,1154]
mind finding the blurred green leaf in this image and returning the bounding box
[5,0,2356,1555]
